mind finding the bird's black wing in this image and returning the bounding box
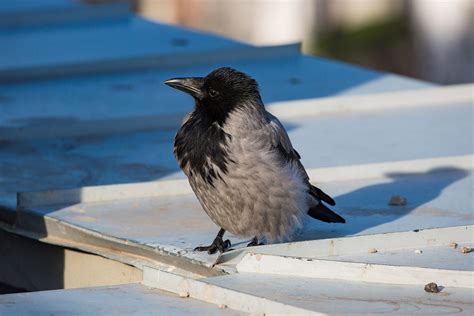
[264,113,336,206]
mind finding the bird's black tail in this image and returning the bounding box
[309,185,336,206]
[308,203,346,223]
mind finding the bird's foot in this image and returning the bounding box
[247,237,264,247]
[194,237,231,254]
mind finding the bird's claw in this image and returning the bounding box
[194,238,231,254]
[247,237,264,247]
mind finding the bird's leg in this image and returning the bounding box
[247,236,264,247]
[194,228,231,254]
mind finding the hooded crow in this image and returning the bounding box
[165,67,345,254]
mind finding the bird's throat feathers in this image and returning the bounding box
[174,111,234,186]
[194,99,230,126]
[195,96,263,126]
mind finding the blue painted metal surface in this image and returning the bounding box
[0,16,251,81]
[0,0,130,29]
[0,52,429,135]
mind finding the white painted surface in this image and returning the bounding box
[141,266,474,315]
[322,242,474,271]
[0,283,244,315]
[206,273,474,315]
[143,267,322,316]
[237,253,474,288]
[218,225,474,269]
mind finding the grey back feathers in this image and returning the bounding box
[170,67,345,242]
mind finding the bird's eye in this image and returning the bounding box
[208,88,218,98]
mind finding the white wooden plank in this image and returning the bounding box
[0,283,243,315]
[237,253,474,288]
[142,267,323,316]
[206,273,474,315]
[217,225,473,267]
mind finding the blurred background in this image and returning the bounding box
[123,0,473,85]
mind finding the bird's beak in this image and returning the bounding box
[164,77,205,100]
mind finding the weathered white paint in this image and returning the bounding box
[237,253,474,288]
[206,272,474,315]
[268,83,474,119]
[0,283,243,315]
[217,225,474,267]
[142,266,324,316]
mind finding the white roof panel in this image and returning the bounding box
[0,283,244,315]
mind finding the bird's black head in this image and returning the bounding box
[165,67,262,123]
